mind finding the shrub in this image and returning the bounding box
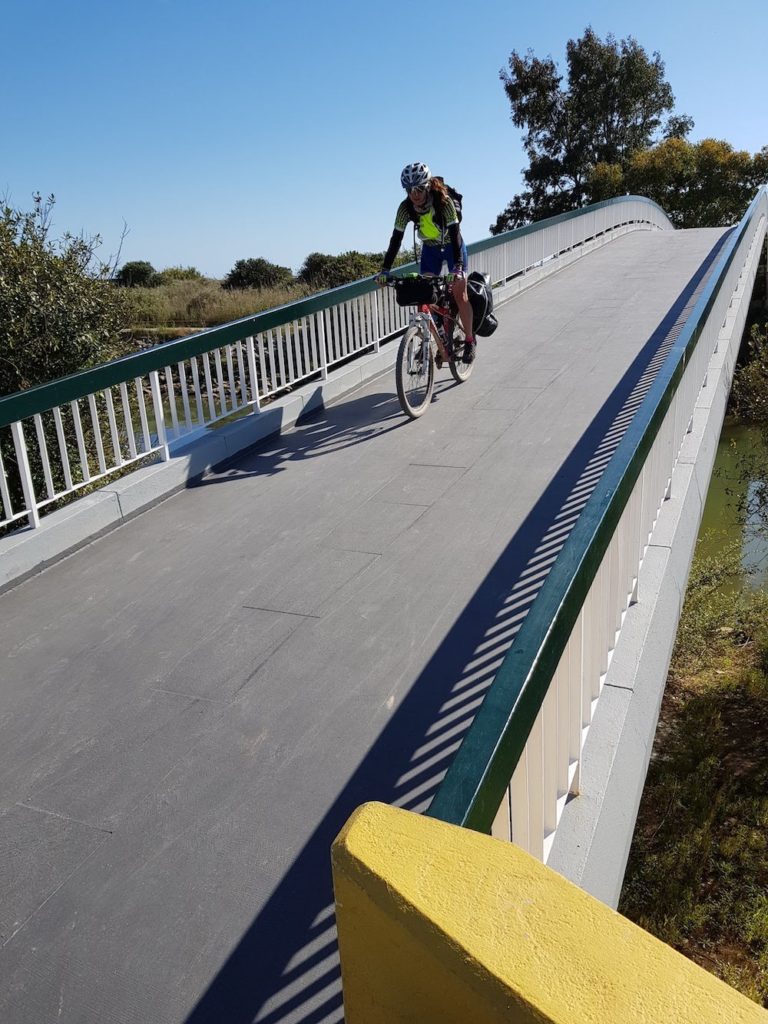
[297,250,382,290]
[223,257,294,291]
[731,323,768,424]
[0,193,127,395]
[114,260,158,288]
[154,265,203,285]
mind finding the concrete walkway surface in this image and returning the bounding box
[0,227,728,1024]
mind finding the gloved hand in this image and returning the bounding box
[375,272,391,287]
[452,265,465,279]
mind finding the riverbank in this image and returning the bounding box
[618,585,768,1003]
[619,314,768,1006]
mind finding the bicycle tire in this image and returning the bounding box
[396,324,434,418]
[449,318,473,383]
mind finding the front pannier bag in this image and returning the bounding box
[397,274,438,305]
[393,276,439,307]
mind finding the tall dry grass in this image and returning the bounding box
[123,278,312,342]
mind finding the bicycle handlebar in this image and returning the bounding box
[381,272,458,285]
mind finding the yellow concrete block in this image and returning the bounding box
[332,802,768,1024]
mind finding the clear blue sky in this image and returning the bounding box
[3,0,766,278]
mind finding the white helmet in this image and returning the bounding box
[400,162,431,190]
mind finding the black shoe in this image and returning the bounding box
[462,339,476,364]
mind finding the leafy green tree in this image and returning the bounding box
[114,260,158,288]
[223,257,294,291]
[587,139,768,227]
[492,27,691,232]
[0,193,127,396]
[298,251,383,290]
[154,265,203,285]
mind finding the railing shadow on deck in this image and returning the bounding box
[182,235,730,1024]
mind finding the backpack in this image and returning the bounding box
[467,271,498,337]
[432,176,463,222]
[405,176,463,224]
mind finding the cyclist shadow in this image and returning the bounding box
[190,389,408,487]
[183,234,730,1024]
[193,372,469,490]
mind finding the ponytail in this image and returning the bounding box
[430,177,448,203]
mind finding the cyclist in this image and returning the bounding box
[377,162,477,364]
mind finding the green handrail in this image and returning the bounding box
[0,196,670,430]
[427,187,767,832]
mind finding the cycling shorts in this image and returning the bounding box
[420,241,468,276]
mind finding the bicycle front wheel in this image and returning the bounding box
[396,324,434,418]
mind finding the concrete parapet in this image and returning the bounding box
[332,802,767,1023]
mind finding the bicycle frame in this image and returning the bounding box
[411,274,461,364]
[408,304,452,367]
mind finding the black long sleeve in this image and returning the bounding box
[382,228,405,272]
[448,221,463,265]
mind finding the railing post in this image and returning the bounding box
[149,371,170,461]
[245,335,261,412]
[10,420,40,528]
[372,289,381,355]
[318,312,329,381]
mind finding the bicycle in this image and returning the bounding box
[385,274,473,419]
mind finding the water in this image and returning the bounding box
[698,421,768,589]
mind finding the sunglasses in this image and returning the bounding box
[408,185,428,195]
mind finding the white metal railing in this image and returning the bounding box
[470,196,672,302]
[0,196,672,532]
[427,186,768,860]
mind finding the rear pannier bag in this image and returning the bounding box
[393,277,438,307]
[467,271,498,337]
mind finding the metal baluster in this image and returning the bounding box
[202,353,216,421]
[149,370,169,460]
[165,366,180,438]
[10,420,40,527]
[116,384,137,465]
[87,394,107,474]
[178,361,193,432]
[235,341,248,408]
[53,406,74,489]
[245,336,261,411]
[33,412,55,499]
[105,389,124,467]
[190,357,205,424]
[213,348,227,415]
[135,378,152,453]
[70,400,90,483]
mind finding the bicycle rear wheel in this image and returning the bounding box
[396,324,434,418]
[448,319,473,383]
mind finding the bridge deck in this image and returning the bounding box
[0,227,728,1024]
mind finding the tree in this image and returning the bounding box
[154,265,203,285]
[114,260,157,288]
[297,251,382,290]
[0,193,127,396]
[223,257,294,291]
[492,27,691,232]
[587,139,768,227]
